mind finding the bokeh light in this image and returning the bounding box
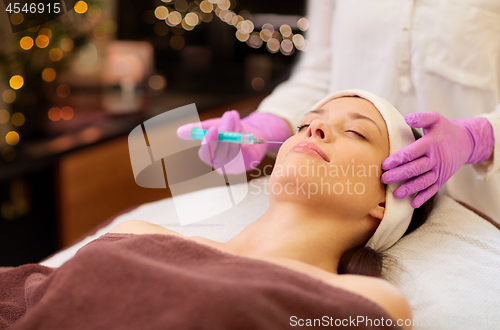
[10,13,24,25]
[42,68,57,82]
[292,34,305,48]
[235,30,249,42]
[182,19,195,31]
[266,38,280,53]
[185,12,199,26]
[48,107,61,121]
[217,0,230,10]
[237,20,254,34]
[35,35,50,48]
[199,12,210,22]
[9,75,24,90]
[5,131,20,146]
[74,1,88,14]
[20,36,34,50]
[281,39,294,53]
[175,0,188,12]
[231,15,243,26]
[148,75,167,90]
[251,77,265,91]
[11,112,25,127]
[0,110,10,124]
[60,106,74,120]
[88,5,101,18]
[79,43,98,67]
[200,1,213,13]
[154,6,169,20]
[2,147,16,162]
[170,35,185,50]
[49,48,64,61]
[60,38,74,52]
[297,17,310,31]
[39,28,53,39]
[2,90,16,104]
[247,33,263,48]
[154,22,170,36]
[57,84,71,98]
[279,24,292,38]
[167,11,182,26]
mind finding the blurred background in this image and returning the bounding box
[0,0,307,266]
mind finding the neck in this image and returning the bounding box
[223,201,356,274]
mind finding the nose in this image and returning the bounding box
[306,119,329,141]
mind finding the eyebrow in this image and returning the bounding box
[303,108,382,135]
[347,112,382,135]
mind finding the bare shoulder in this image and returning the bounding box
[109,220,184,237]
[330,275,413,329]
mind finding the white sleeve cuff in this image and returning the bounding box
[475,104,500,180]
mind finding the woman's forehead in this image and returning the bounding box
[317,97,386,125]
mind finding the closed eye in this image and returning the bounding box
[347,130,366,140]
[296,124,309,133]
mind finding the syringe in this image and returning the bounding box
[190,127,283,145]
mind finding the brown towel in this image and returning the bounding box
[2,233,402,329]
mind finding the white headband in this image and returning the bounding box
[311,89,416,252]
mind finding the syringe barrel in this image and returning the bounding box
[190,128,255,144]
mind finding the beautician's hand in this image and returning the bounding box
[177,111,291,174]
[381,111,494,208]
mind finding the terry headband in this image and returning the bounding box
[311,89,416,252]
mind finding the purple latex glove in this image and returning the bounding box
[381,111,494,208]
[177,110,291,174]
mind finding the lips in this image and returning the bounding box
[289,142,330,162]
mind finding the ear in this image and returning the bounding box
[369,201,385,221]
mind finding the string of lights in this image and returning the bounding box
[0,1,108,161]
[152,0,309,55]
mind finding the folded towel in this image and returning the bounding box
[3,233,401,329]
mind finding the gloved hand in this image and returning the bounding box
[381,111,495,208]
[177,110,291,174]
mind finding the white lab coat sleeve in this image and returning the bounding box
[255,0,334,130]
[475,105,500,179]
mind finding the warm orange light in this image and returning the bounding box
[38,28,53,39]
[184,12,199,26]
[10,13,23,25]
[9,75,24,90]
[60,106,74,120]
[42,68,57,82]
[5,131,20,146]
[2,90,16,104]
[200,1,213,13]
[170,36,185,50]
[49,48,64,61]
[35,35,50,48]
[2,147,16,161]
[48,107,61,121]
[20,36,34,50]
[11,112,25,127]
[166,11,182,26]
[60,38,74,52]
[251,77,265,91]
[56,84,71,98]
[0,110,10,124]
[74,1,88,14]
[154,6,169,20]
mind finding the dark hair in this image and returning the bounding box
[337,128,436,277]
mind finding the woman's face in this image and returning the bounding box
[270,96,389,222]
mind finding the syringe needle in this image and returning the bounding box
[253,140,283,145]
